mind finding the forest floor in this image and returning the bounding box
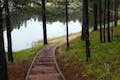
[56,26,120,80]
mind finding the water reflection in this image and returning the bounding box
[3,5,85,51]
[9,7,82,29]
[4,19,82,51]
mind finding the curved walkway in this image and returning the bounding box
[26,45,65,80]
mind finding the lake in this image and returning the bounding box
[2,0,95,51]
[2,5,84,51]
[4,18,82,51]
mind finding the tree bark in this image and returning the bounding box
[66,0,70,49]
[107,0,111,42]
[83,0,90,61]
[0,5,8,80]
[93,3,98,31]
[114,0,119,27]
[81,25,85,40]
[42,0,48,45]
[99,0,103,43]
[4,0,14,62]
[81,1,85,41]
[103,0,107,43]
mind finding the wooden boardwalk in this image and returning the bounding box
[26,45,65,80]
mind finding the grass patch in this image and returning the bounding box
[13,42,43,62]
[56,25,120,80]
[0,43,44,79]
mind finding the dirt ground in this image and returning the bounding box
[8,59,32,80]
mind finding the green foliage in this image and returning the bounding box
[10,0,32,7]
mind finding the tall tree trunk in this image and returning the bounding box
[114,0,119,27]
[99,0,103,43]
[103,0,107,43]
[0,5,8,80]
[81,1,85,41]
[4,0,13,62]
[42,0,48,45]
[111,1,114,39]
[111,17,114,39]
[83,0,90,61]
[114,0,119,40]
[107,0,111,42]
[66,0,70,48]
[93,3,98,31]
[81,25,85,40]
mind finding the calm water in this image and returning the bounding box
[2,4,85,51]
[4,19,82,51]
[3,1,96,51]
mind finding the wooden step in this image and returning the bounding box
[31,66,57,74]
[29,73,61,80]
[36,58,54,62]
[35,61,55,66]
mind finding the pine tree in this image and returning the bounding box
[114,0,119,27]
[42,0,48,45]
[4,0,14,62]
[83,0,90,61]
[93,2,98,31]
[107,0,111,42]
[81,0,86,41]
[103,0,107,43]
[99,0,103,43]
[66,0,70,49]
[0,2,8,80]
